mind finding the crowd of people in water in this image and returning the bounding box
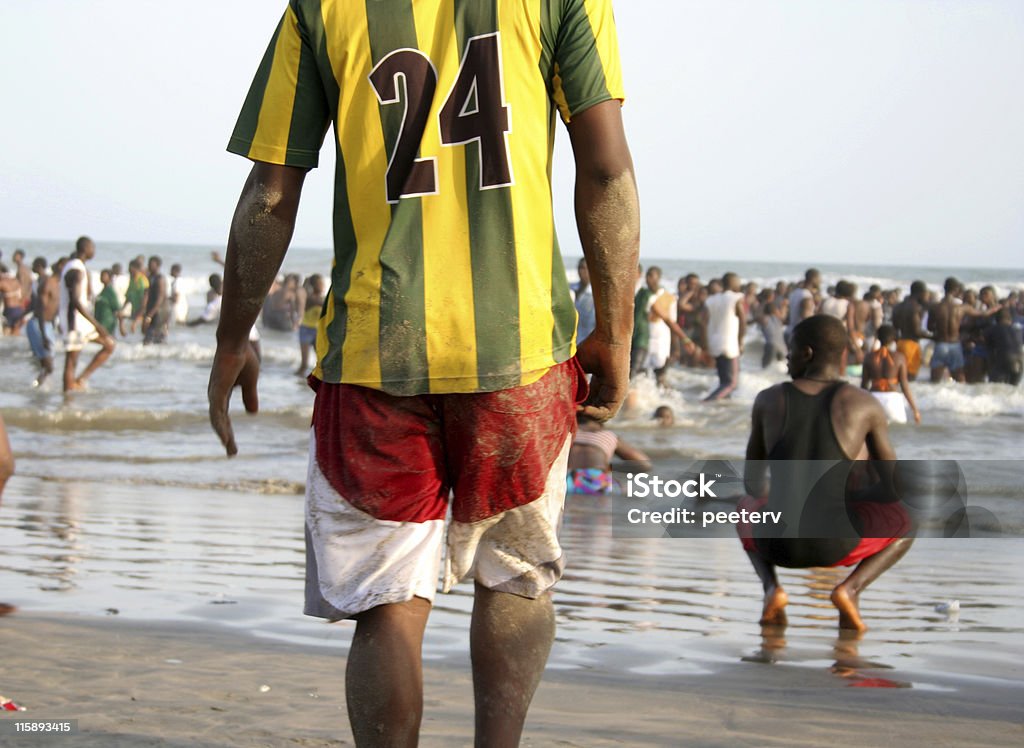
[566,260,1023,498]
[0,240,328,391]
[3,241,1022,406]
[587,261,1023,420]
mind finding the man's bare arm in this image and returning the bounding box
[864,398,900,501]
[209,162,307,456]
[736,298,747,352]
[651,303,693,346]
[567,100,640,421]
[865,397,897,462]
[614,439,652,471]
[744,391,770,497]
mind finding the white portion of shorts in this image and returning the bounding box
[443,434,570,596]
[64,328,100,352]
[872,391,908,424]
[303,431,570,621]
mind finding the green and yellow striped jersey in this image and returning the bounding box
[229,0,624,395]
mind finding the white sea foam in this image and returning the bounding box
[914,381,1024,418]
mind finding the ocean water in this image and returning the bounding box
[1,239,1023,688]
[3,238,1022,491]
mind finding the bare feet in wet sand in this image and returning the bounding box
[760,586,788,626]
[831,584,866,632]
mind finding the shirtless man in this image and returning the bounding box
[928,277,999,383]
[12,249,34,314]
[785,268,820,344]
[821,280,863,363]
[261,273,303,332]
[61,241,115,392]
[26,257,62,386]
[857,285,885,351]
[892,280,931,380]
[742,315,912,631]
[0,264,28,334]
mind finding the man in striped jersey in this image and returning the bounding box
[209,1,638,743]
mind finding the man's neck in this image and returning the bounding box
[796,366,844,383]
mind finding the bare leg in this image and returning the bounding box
[745,551,788,625]
[346,597,431,748]
[75,339,115,387]
[831,537,913,632]
[471,583,555,748]
[35,357,54,387]
[296,342,311,374]
[63,350,81,392]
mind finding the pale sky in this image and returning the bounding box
[1,0,1021,267]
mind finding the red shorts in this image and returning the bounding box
[304,358,588,620]
[737,494,910,567]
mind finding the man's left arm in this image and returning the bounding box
[744,391,769,498]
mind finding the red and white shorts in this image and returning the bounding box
[304,358,587,620]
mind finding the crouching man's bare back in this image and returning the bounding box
[743,315,913,632]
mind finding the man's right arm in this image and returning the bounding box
[567,100,640,422]
[208,162,307,456]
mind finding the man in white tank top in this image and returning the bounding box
[704,272,746,400]
[59,236,115,392]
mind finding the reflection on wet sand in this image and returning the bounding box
[0,476,1022,688]
[745,626,912,688]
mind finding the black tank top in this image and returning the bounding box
[754,382,859,567]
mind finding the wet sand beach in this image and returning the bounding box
[1,476,1022,745]
[2,612,1022,747]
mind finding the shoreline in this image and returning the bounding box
[2,611,1022,747]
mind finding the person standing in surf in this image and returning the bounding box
[208,2,638,744]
